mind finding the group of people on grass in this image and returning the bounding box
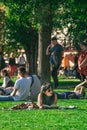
[0,67,87,108]
[0,37,87,109]
[0,67,41,101]
[0,66,87,109]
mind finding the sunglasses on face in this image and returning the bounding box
[47,88,53,92]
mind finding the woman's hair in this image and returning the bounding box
[51,37,57,41]
[40,82,52,93]
[40,82,55,105]
[1,69,10,78]
[10,52,14,58]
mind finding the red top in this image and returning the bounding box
[78,50,87,76]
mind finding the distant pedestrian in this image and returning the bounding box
[46,37,63,88]
[9,52,17,76]
[18,52,26,67]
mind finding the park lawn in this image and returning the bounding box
[0,76,87,130]
[0,99,87,130]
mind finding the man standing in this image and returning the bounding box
[46,37,63,88]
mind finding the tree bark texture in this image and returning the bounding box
[37,25,52,83]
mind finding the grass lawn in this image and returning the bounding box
[0,99,87,130]
[0,76,87,130]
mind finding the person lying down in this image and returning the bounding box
[37,82,58,109]
[57,79,87,99]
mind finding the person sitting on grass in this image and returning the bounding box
[0,67,32,101]
[57,79,87,99]
[0,69,14,95]
[25,73,41,101]
[37,82,58,109]
[0,69,14,88]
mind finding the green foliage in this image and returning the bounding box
[1,0,87,55]
[2,0,38,54]
[53,0,87,48]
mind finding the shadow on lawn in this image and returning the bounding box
[51,77,81,89]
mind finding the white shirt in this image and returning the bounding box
[13,77,31,101]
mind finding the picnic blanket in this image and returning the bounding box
[1,102,78,110]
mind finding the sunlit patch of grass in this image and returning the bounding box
[0,77,87,130]
[0,99,87,130]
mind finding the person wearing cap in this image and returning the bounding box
[46,37,63,88]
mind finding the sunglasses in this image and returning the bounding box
[47,88,53,92]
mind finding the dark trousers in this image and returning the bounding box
[52,65,59,88]
[57,92,77,99]
[76,72,86,81]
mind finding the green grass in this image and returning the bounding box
[0,99,87,130]
[52,75,81,89]
[0,76,87,130]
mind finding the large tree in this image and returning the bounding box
[1,0,87,83]
[35,2,52,83]
[33,0,65,83]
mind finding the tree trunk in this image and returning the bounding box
[25,31,38,74]
[37,2,52,84]
[25,45,38,74]
[37,24,52,83]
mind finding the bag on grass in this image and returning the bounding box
[11,102,38,110]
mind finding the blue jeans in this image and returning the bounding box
[57,92,75,99]
[0,95,14,101]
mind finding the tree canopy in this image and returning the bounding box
[0,0,87,82]
[1,0,87,52]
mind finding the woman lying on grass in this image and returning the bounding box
[57,79,87,99]
[37,82,58,109]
